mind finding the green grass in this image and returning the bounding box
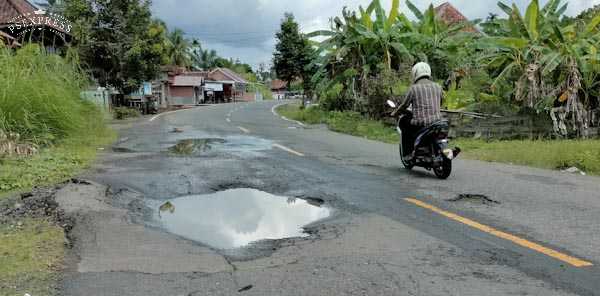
[0,219,65,296]
[0,44,116,296]
[277,104,399,143]
[455,139,600,175]
[0,45,95,145]
[277,103,600,175]
[0,129,115,196]
[0,43,115,196]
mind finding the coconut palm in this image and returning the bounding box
[167,28,191,67]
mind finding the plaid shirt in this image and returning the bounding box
[401,79,443,126]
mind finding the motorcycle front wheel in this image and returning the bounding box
[433,158,452,179]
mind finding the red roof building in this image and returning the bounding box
[0,0,71,49]
[434,2,478,33]
[159,67,252,106]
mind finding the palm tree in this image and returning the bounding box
[167,28,190,67]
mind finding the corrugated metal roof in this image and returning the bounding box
[172,76,204,86]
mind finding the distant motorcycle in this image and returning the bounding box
[387,100,460,179]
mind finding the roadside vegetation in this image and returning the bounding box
[0,219,65,296]
[0,45,114,195]
[456,139,600,174]
[277,104,399,143]
[0,45,114,295]
[303,0,600,138]
[272,0,600,173]
[278,103,600,175]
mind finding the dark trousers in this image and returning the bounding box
[399,117,423,156]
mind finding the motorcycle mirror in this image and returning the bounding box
[386,100,396,108]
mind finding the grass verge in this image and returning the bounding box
[0,129,115,197]
[0,44,116,295]
[277,103,600,175]
[277,103,399,144]
[455,139,600,175]
[0,219,65,296]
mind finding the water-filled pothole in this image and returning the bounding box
[169,138,226,155]
[167,136,272,156]
[152,189,331,249]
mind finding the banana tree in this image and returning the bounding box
[307,0,413,110]
[483,0,600,136]
[401,0,478,81]
[307,0,411,74]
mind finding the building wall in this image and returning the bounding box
[169,86,196,105]
[170,86,194,98]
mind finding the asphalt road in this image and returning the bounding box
[60,101,600,296]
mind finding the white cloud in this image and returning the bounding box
[151,0,600,68]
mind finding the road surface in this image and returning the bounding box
[60,101,600,295]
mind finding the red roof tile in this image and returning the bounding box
[209,68,248,84]
[434,2,478,33]
[271,79,287,90]
[171,75,204,86]
[0,0,36,25]
[0,0,71,36]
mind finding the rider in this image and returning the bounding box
[398,62,444,158]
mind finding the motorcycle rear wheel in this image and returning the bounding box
[434,159,452,179]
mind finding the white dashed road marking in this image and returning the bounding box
[237,126,250,134]
[273,143,304,157]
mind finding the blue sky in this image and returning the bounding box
[151,0,599,69]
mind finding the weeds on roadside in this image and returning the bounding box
[0,44,114,195]
[0,44,103,146]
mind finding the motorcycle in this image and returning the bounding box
[386,100,460,179]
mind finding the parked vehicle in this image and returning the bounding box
[387,100,460,179]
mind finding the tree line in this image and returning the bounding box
[274,0,600,137]
[41,0,258,95]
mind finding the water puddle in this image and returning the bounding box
[167,136,272,156]
[169,138,226,155]
[152,189,331,249]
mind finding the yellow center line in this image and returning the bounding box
[273,143,305,157]
[237,126,250,134]
[404,198,593,268]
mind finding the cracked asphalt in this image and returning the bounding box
[59,101,600,295]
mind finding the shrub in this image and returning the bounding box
[113,107,141,120]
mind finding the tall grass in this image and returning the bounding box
[0,44,103,145]
[0,45,114,194]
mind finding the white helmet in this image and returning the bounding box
[412,62,431,83]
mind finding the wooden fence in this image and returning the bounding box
[443,111,599,139]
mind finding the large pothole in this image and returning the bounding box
[167,136,272,156]
[150,189,331,249]
[169,138,226,155]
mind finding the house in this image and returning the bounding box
[150,67,252,107]
[204,68,249,103]
[168,74,205,106]
[0,0,71,51]
[434,2,479,33]
[271,79,288,100]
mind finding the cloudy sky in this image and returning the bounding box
[151,0,599,69]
